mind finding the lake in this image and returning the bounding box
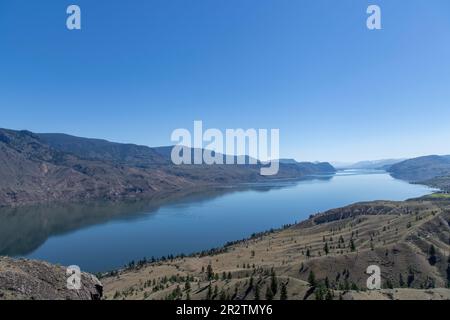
[0,170,435,272]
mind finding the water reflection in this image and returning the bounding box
[0,175,334,257]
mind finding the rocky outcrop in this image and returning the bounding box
[0,257,102,300]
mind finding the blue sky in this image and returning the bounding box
[1,0,449,162]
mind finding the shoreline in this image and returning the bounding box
[2,172,439,274]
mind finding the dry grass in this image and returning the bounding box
[102,199,450,300]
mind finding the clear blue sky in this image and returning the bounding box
[1,0,449,162]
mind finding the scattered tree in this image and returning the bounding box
[428,245,437,266]
[280,283,288,300]
[207,264,214,280]
[308,270,316,287]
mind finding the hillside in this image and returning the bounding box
[388,155,450,183]
[101,196,450,300]
[0,128,335,207]
[2,196,450,300]
[0,256,103,300]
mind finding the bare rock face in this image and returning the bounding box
[0,257,103,300]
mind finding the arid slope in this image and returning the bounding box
[102,197,450,300]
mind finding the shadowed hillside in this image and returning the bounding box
[388,155,450,183]
[0,128,335,207]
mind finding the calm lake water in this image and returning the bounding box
[0,170,435,272]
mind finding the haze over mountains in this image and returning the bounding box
[334,159,406,170]
[0,128,335,207]
[1,127,449,207]
[387,155,450,181]
[332,156,450,192]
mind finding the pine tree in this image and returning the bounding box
[324,276,330,289]
[399,273,405,288]
[206,283,212,300]
[265,286,274,300]
[325,288,333,300]
[446,256,450,288]
[254,284,260,300]
[350,239,356,252]
[270,270,278,295]
[219,289,227,300]
[407,268,415,288]
[280,283,288,300]
[428,245,437,266]
[207,264,214,280]
[308,270,316,287]
[324,242,329,255]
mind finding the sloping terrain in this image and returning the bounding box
[102,197,450,300]
[0,257,103,300]
[388,155,450,183]
[0,128,335,207]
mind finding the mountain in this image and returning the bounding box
[37,133,169,167]
[101,196,450,300]
[0,128,335,207]
[388,155,450,182]
[335,159,405,170]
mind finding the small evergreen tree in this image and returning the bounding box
[265,286,274,300]
[446,256,450,288]
[399,273,405,288]
[207,264,214,280]
[270,270,278,295]
[206,283,212,300]
[407,268,415,288]
[254,284,260,300]
[280,283,288,300]
[428,245,437,266]
[308,270,316,287]
[350,239,356,252]
[324,276,330,289]
[324,242,329,255]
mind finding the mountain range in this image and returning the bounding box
[0,128,335,207]
[332,159,405,170]
[387,155,450,190]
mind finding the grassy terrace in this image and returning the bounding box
[429,193,450,199]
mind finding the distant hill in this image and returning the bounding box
[0,128,335,207]
[335,159,405,170]
[388,155,450,182]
